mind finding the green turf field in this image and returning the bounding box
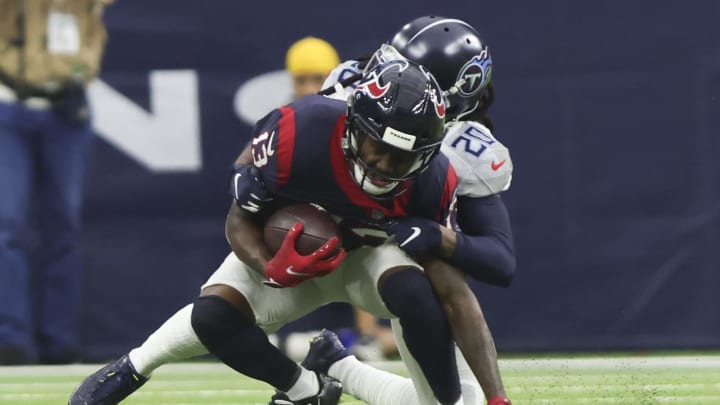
[1,355,718,404]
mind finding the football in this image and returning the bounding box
[263,203,342,256]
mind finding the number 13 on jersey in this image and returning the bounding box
[252,131,276,167]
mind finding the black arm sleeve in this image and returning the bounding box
[449,194,516,287]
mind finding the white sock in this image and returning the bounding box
[286,367,320,401]
[329,355,420,405]
[128,303,208,376]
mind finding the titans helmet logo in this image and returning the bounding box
[457,47,493,96]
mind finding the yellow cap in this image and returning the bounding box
[285,37,340,76]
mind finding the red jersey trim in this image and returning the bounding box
[437,164,458,222]
[276,106,296,185]
[329,115,409,218]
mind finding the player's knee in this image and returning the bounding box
[190,295,253,346]
[379,269,446,326]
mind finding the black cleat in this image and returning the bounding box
[301,329,352,375]
[68,354,148,405]
[269,372,343,405]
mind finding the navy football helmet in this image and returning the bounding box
[388,16,493,121]
[344,59,446,198]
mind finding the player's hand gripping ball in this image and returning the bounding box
[263,204,345,288]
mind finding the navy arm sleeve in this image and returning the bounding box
[449,194,516,287]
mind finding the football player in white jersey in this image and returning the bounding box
[305,16,516,405]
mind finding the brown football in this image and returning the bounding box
[263,203,341,256]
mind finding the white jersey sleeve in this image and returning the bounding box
[321,60,362,102]
[440,121,513,198]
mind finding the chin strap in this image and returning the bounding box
[352,163,398,196]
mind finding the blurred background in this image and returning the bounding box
[74,0,719,360]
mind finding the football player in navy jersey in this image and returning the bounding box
[69,60,470,405]
[295,16,516,405]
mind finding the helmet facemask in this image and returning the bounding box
[343,114,441,198]
[364,44,407,75]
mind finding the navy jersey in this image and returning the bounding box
[249,94,457,247]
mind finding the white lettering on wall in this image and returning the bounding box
[88,70,201,172]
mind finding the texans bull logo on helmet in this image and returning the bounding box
[415,64,446,119]
[355,59,409,99]
[457,47,493,96]
[425,76,446,119]
[356,59,445,119]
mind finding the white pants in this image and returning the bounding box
[135,244,482,404]
[201,243,421,333]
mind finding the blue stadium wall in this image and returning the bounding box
[79,0,720,359]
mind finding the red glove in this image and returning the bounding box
[488,396,511,405]
[263,222,346,288]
